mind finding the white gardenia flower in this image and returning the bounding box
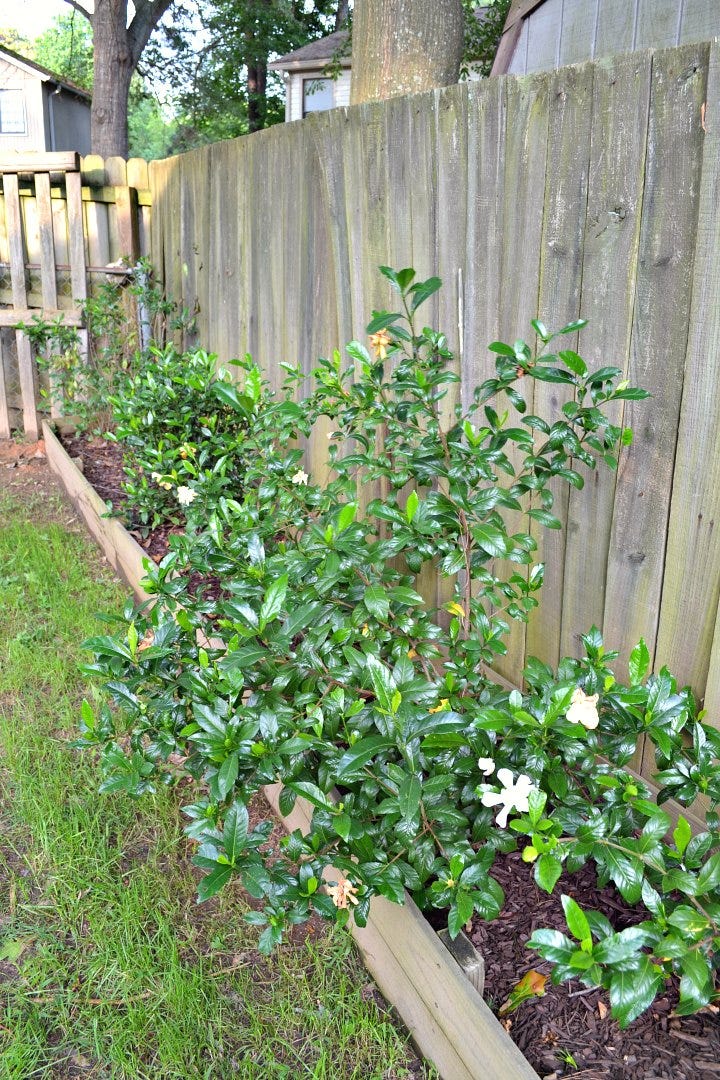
[291,469,309,486]
[566,687,600,730]
[176,485,197,506]
[481,768,538,829]
[477,757,496,776]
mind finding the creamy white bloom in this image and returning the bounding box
[291,469,309,486]
[477,757,496,776]
[566,687,600,730]
[176,485,197,506]
[481,767,538,829]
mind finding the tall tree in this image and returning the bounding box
[153,0,341,148]
[62,0,175,156]
[350,0,465,105]
[32,13,173,159]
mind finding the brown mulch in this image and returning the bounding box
[469,851,720,1079]
[61,433,176,563]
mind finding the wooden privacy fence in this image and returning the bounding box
[0,152,151,440]
[149,39,720,767]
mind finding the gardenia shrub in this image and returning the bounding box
[80,268,720,1027]
[108,345,257,532]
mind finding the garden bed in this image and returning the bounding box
[42,421,720,1080]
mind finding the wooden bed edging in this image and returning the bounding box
[264,783,540,1080]
[43,420,151,603]
[45,426,540,1080]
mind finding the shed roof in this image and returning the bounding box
[0,46,92,101]
[269,30,351,72]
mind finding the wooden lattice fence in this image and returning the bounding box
[0,152,150,439]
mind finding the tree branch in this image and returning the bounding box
[127,0,176,66]
[62,0,93,24]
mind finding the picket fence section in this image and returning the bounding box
[148,40,720,756]
[0,153,150,439]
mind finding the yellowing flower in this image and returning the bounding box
[429,698,450,714]
[566,687,600,729]
[369,329,392,359]
[291,469,309,486]
[177,485,197,506]
[326,877,359,909]
[481,768,538,829]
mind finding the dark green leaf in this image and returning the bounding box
[217,752,239,800]
[197,864,233,902]
[223,802,249,861]
[609,956,663,1027]
[336,735,395,780]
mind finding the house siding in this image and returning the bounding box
[286,69,351,122]
[43,84,91,153]
[0,58,46,151]
[507,0,719,73]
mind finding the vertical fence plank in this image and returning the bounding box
[36,173,59,311]
[655,41,720,702]
[66,171,87,304]
[605,45,708,680]
[560,50,652,660]
[36,171,62,419]
[462,76,506,411]
[0,333,10,438]
[526,61,594,671]
[493,70,550,684]
[4,172,38,439]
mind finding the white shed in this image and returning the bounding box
[268,30,351,123]
[493,0,720,75]
[0,47,91,154]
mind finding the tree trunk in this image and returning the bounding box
[247,61,268,132]
[91,0,134,156]
[335,0,350,30]
[350,0,464,105]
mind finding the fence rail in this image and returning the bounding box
[0,153,150,439]
[148,40,720,767]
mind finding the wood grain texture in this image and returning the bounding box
[35,172,58,312]
[0,333,10,439]
[43,421,150,601]
[526,61,594,670]
[655,41,720,698]
[560,50,652,660]
[605,46,707,677]
[493,70,550,683]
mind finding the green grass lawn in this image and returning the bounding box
[0,479,432,1080]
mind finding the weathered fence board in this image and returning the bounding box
[0,153,150,437]
[656,40,720,704]
[494,70,550,684]
[527,61,594,671]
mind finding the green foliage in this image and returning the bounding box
[32,13,94,90]
[461,0,512,78]
[108,347,264,531]
[153,0,340,148]
[81,267,720,1027]
[15,261,177,436]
